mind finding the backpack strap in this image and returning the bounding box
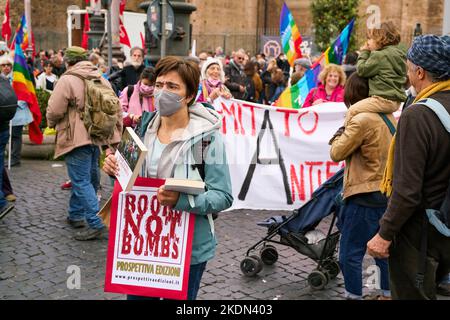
[126,84,134,102]
[418,98,450,133]
[191,134,212,182]
[135,111,157,138]
[200,101,215,110]
[378,113,396,136]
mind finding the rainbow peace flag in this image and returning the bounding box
[275,19,355,108]
[275,59,322,109]
[324,18,355,65]
[9,15,35,55]
[280,2,302,67]
[12,36,43,144]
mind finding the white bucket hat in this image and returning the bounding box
[200,57,225,82]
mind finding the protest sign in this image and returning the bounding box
[105,177,195,300]
[212,98,347,211]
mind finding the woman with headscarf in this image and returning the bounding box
[197,58,231,104]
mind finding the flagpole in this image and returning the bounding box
[24,0,33,57]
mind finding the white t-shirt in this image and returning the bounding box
[147,137,167,178]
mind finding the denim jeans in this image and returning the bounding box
[127,262,207,300]
[0,129,9,209]
[65,145,103,229]
[338,198,390,297]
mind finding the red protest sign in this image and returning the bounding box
[104,177,195,300]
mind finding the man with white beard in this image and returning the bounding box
[110,46,146,93]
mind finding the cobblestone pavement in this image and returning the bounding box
[0,160,448,300]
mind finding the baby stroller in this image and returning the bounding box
[240,168,344,290]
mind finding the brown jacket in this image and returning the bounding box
[47,61,122,158]
[330,96,399,199]
[379,90,450,241]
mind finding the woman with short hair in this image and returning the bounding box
[103,56,233,300]
[303,63,346,107]
[36,60,58,92]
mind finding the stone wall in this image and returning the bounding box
[0,0,445,55]
[0,0,85,51]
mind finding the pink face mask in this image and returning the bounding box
[207,78,222,87]
[139,83,154,95]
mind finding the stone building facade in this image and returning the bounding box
[0,0,448,55]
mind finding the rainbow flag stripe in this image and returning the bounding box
[275,59,322,109]
[325,19,355,65]
[280,2,302,67]
[275,19,355,108]
[12,37,43,144]
[11,15,32,53]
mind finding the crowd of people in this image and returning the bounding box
[0,20,449,301]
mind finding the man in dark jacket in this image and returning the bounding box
[276,53,291,82]
[367,34,450,300]
[224,50,246,100]
[109,47,145,94]
[0,76,18,219]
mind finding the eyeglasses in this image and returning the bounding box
[236,57,244,61]
[0,64,12,67]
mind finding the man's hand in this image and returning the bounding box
[103,154,119,177]
[367,233,392,259]
[157,187,180,207]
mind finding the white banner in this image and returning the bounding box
[212,98,347,211]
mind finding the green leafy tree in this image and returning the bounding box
[311,0,359,53]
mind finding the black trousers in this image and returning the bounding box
[11,125,23,166]
[389,213,450,300]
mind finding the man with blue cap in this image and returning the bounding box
[367,34,450,299]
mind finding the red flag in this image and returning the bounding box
[2,0,12,43]
[140,32,146,52]
[119,0,131,47]
[81,0,90,49]
[81,12,90,49]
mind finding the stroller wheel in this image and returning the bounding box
[260,245,278,265]
[308,270,328,290]
[323,260,340,279]
[240,255,263,277]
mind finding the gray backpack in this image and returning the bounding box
[415,97,450,289]
[419,98,450,237]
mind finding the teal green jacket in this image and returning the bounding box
[141,104,233,265]
[173,131,233,265]
[357,45,407,102]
